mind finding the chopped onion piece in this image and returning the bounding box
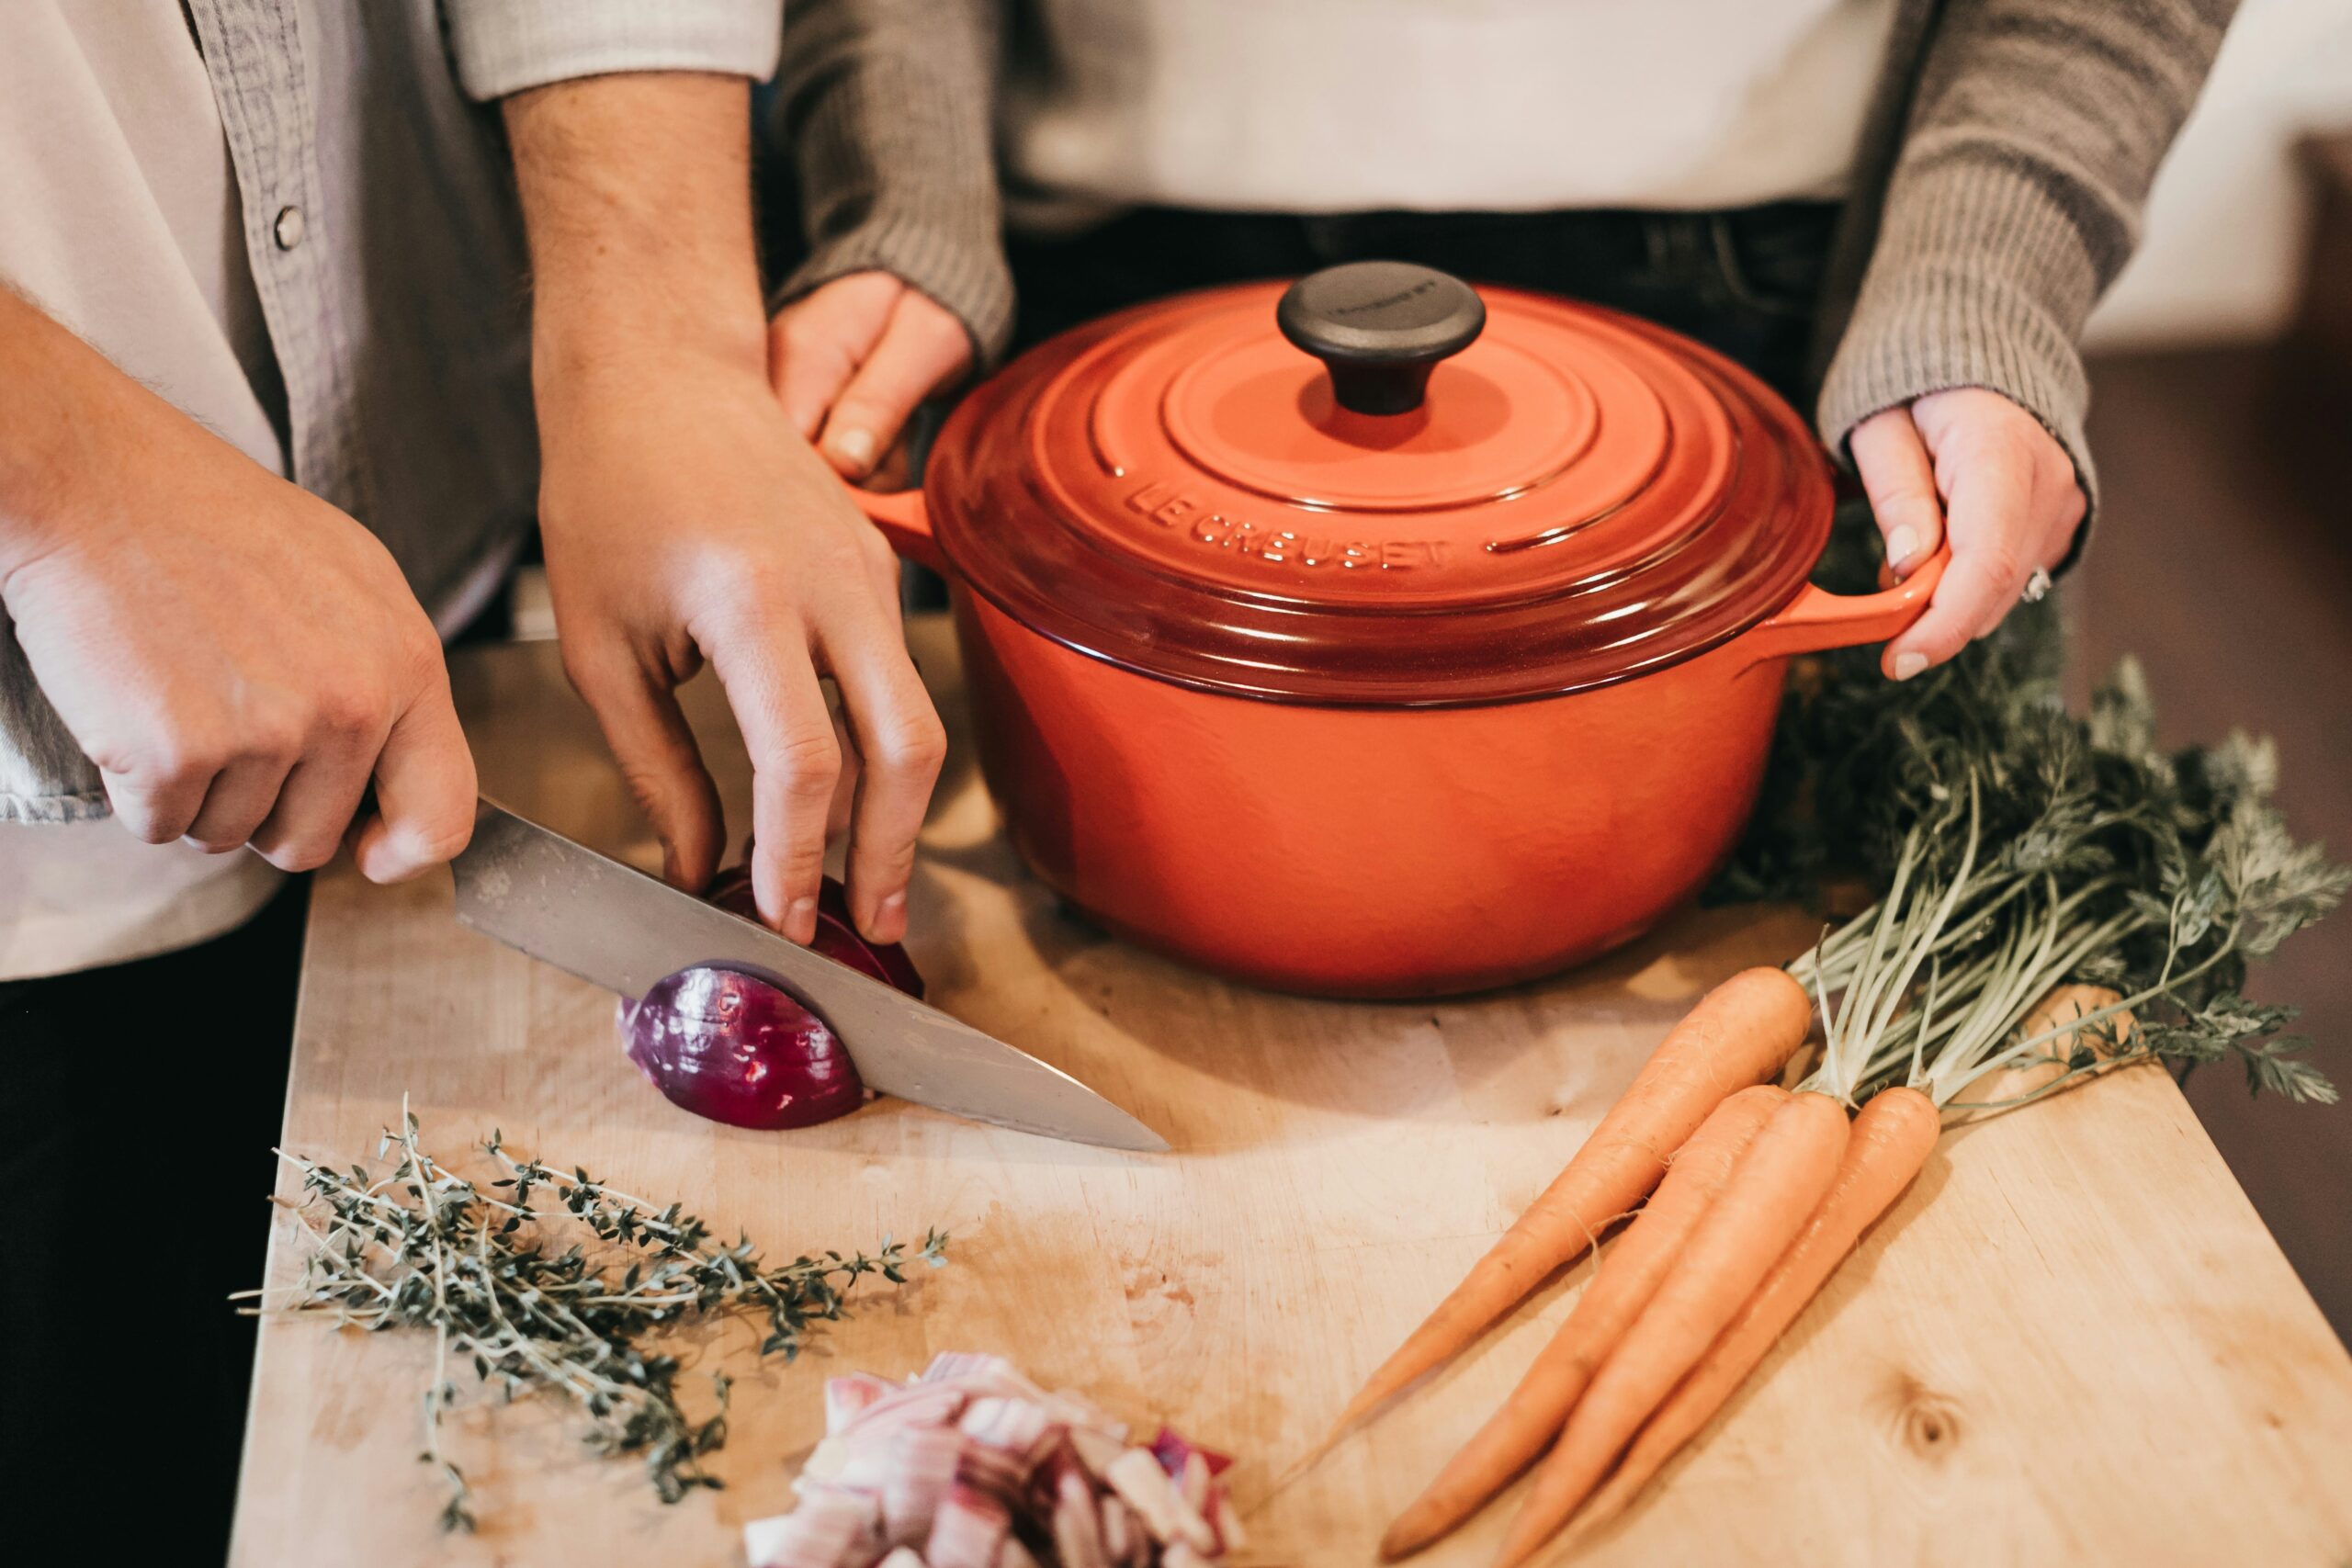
[1148,1427,1233,1482]
[836,1434,899,1498]
[827,1372,896,1431]
[1047,1453,1110,1568]
[742,1487,882,1568]
[1099,1495,1139,1567]
[1042,1391,1127,1442]
[1209,1491,1247,1555]
[765,1353,1239,1564]
[797,1436,851,1491]
[954,1439,1025,1503]
[1104,1449,1216,1553]
[1177,1450,1211,1512]
[880,1424,963,1545]
[1066,1426,1126,1481]
[959,1396,1055,1474]
[922,1482,1011,1568]
[844,1382,967,1438]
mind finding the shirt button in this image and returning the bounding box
[273,205,306,251]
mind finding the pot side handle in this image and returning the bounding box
[849,484,946,576]
[1738,543,1951,669]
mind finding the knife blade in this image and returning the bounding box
[449,799,1167,1152]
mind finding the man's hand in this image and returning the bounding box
[770,271,973,482]
[0,290,474,879]
[534,352,941,946]
[1849,388,2087,680]
[505,76,944,948]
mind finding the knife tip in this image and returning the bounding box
[1099,1121,1171,1154]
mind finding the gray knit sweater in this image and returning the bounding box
[775,0,2241,513]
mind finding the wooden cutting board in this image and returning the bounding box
[232,620,2352,1567]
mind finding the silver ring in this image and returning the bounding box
[2020,567,2052,604]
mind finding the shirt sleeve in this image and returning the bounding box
[1816,0,2241,536]
[771,0,1013,370]
[442,1,785,101]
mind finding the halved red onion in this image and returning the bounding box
[621,869,923,1131]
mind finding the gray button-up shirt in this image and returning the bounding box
[0,0,783,824]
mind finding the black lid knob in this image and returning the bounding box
[1276,262,1487,416]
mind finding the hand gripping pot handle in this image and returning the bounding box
[1737,543,1951,669]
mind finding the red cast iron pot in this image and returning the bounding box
[849,264,1941,998]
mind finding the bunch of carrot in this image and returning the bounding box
[1318,965,1945,1565]
[1330,703,2344,1562]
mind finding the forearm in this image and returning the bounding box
[0,288,85,566]
[0,286,200,581]
[503,73,772,393]
[1819,0,2240,491]
[775,0,1013,367]
[496,74,941,939]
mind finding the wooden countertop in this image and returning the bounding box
[232,621,2352,1567]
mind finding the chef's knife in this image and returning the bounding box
[449,799,1166,1152]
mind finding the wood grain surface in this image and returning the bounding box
[231,621,2352,1568]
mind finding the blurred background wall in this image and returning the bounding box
[2087,0,2352,346]
[2064,0,2352,1348]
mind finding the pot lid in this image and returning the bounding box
[923,261,1834,706]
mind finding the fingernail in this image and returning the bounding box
[872,891,907,941]
[831,429,876,472]
[1884,525,1922,571]
[1892,651,1929,682]
[787,896,818,940]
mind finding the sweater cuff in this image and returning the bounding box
[774,223,1016,377]
[774,22,1012,368]
[1817,155,2105,548]
[443,1,785,101]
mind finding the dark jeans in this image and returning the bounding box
[0,875,310,1560]
[1005,201,1840,405]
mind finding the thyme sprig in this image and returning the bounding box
[240,1104,947,1530]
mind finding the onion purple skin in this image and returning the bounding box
[621,968,867,1130]
[621,871,925,1131]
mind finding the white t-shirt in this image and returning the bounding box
[1003,0,1899,221]
[0,2,288,979]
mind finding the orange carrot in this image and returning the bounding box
[1564,1086,1940,1550]
[1496,1091,1853,1568]
[1379,1084,1787,1560]
[1329,968,1811,1441]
